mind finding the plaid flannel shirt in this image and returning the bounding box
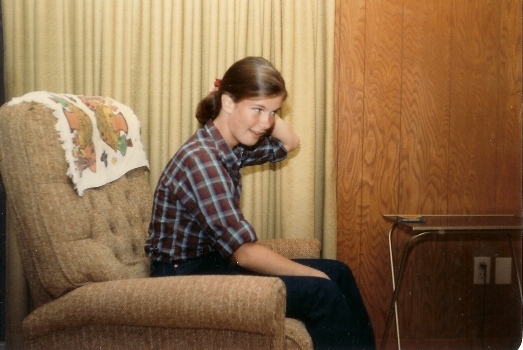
[145,120,288,263]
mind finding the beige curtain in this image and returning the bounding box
[2,0,336,257]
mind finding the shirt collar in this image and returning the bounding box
[204,120,240,164]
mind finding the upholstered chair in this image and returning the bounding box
[0,94,320,349]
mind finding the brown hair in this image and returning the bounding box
[195,57,287,125]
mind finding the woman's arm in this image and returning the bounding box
[270,116,300,152]
[232,242,329,279]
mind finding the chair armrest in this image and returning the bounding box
[23,275,286,340]
[258,238,321,259]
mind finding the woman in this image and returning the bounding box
[145,56,375,349]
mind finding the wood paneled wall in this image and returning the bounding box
[335,0,522,347]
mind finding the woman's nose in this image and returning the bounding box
[259,113,272,129]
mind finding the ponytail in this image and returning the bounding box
[195,91,221,125]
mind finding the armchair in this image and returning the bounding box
[0,96,319,349]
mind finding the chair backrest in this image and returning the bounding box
[0,100,152,308]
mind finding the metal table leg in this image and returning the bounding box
[508,234,523,303]
[381,228,433,350]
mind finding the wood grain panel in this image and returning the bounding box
[448,0,502,214]
[335,0,365,274]
[335,0,521,346]
[360,0,403,336]
[397,0,453,339]
[495,0,522,214]
[399,0,451,214]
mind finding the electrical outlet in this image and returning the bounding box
[495,257,512,284]
[473,257,491,284]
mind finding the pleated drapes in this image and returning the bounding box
[2,0,337,257]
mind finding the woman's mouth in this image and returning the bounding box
[250,129,265,137]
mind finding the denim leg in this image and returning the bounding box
[150,252,235,277]
[283,259,376,350]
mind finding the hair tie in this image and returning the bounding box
[209,78,222,94]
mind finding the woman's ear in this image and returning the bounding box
[221,93,235,114]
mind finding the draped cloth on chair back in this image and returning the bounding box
[0,100,152,308]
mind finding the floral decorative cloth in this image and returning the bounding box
[8,91,149,195]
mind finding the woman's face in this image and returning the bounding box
[221,95,283,148]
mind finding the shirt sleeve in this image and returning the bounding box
[183,147,257,257]
[239,135,288,167]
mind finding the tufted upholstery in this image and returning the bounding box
[0,101,152,306]
[0,99,319,349]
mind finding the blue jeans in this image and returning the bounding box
[151,253,375,350]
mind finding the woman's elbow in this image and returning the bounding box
[285,135,300,153]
